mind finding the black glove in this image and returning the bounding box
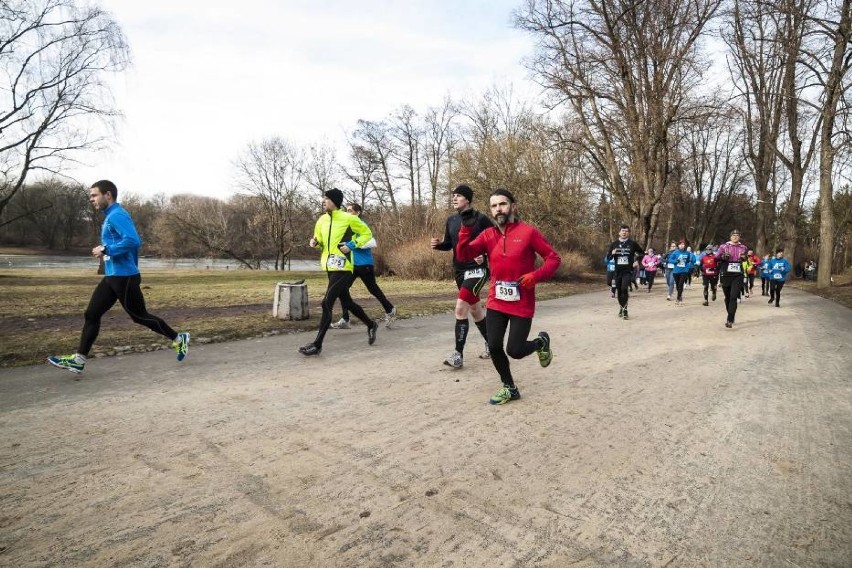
[460,208,477,227]
[720,252,731,260]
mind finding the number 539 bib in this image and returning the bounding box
[495,281,520,302]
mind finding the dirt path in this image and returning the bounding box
[1,286,850,567]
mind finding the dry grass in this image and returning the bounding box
[0,268,599,367]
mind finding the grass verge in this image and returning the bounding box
[787,271,852,310]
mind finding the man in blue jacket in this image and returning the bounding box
[767,248,792,307]
[48,180,189,374]
[668,240,696,304]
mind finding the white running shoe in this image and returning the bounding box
[384,307,397,329]
[443,351,463,369]
[330,318,350,329]
[479,342,490,359]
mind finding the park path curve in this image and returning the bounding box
[1,285,850,566]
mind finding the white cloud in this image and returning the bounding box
[65,0,536,199]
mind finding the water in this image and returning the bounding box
[0,255,320,271]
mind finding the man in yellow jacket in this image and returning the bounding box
[299,188,379,356]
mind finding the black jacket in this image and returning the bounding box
[435,210,493,270]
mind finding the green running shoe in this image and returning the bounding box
[536,331,553,368]
[489,384,520,405]
[173,332,190,361]
[47,354,84,374]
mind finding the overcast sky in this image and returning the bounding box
[68,0,537,200]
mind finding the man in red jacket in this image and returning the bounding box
[456,188,562,405]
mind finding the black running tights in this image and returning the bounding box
[485,309,538,388]
[721,275,744,323]
[79,275,177,356]
[315,271,373,348]
[341,264,394,319]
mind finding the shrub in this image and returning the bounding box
[383,238,453,280]
[553,249,592,281]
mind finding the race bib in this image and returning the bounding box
[495,281,520,302]
[464,267,486,280]
[666,263,674,269]
[773,273,783,280]
[705,268,716,275]
[326,254,346,269]
[617,256,629,265]
[727,262,741,273]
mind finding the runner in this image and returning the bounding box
[430,184,492,368]
[606,225,645,319]
[605,254,616,298]
[668,240,696,304]
[699,244,719,306]
[641,248,660,292]
[663,241,677,301]
[298,189,379,356]
[455,188,561,405]
[714,229,749,328]
[759,253,772,296]
[767,248,792,307]
[745,249,762,297]
[330,203,397,330]
[47,180,189,374]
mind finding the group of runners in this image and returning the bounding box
[47,181,561,406]
[47,180,798,406]
[605,228,792,328]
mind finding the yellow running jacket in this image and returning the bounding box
[312,210,373,272]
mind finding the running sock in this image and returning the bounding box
[454,318,469,354]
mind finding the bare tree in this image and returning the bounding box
[423,96,459,208]
[390,105,425,206]
[811,0,852,286]
[0,0,129,223]
[351,119,399,213]
[304,141,339,195]
[234,137,308,269]
[516,0,722,246]
[724,0,789,253]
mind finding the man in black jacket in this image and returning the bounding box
[606,225,645,320]
[430,184,492,368]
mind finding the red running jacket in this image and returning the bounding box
[457,220,561,318]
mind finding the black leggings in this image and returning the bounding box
[703,275,718,299]
[614,270,633,307]
[79,274,177,356]
[769,280,785,304]
[761,277,769,295]
[341,264,393,319]
[314,271,373,348]
[721,275,745,323]
[485,309,539,388]
[645,270,656,290]
[674,272,688,300]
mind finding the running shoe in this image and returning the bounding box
[330,318,351,329]
[443,351,463,368]
[298,343,322,356]
[367,321,378,345]
[384,307,397,329]
[479,342,490,359]
[725,321,733,328]
[536,331,552,368]
[622,309,629,320]
[172,332,190,361]
[489,384,520,405]
[702,300,709,306]
[712,290,717,301]
[666,295,671,301]
[47,354,84,374]
[618,306,625,318]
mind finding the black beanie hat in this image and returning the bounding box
[324,188,344,208]
[453,184,473,203]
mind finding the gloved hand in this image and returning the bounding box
[720,252,731,260]
[460,208,477,227]
[518,272,537,289]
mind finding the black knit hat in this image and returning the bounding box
[453,184,473,203]
[324,188,344,208]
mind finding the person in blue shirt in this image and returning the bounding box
[767,248,792,307]
[759,253,772,296]
[331,202,397,330]
[605,254,616,298]
[48,180,189,374]
[663,241,677,300]
[668,240,697,304]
